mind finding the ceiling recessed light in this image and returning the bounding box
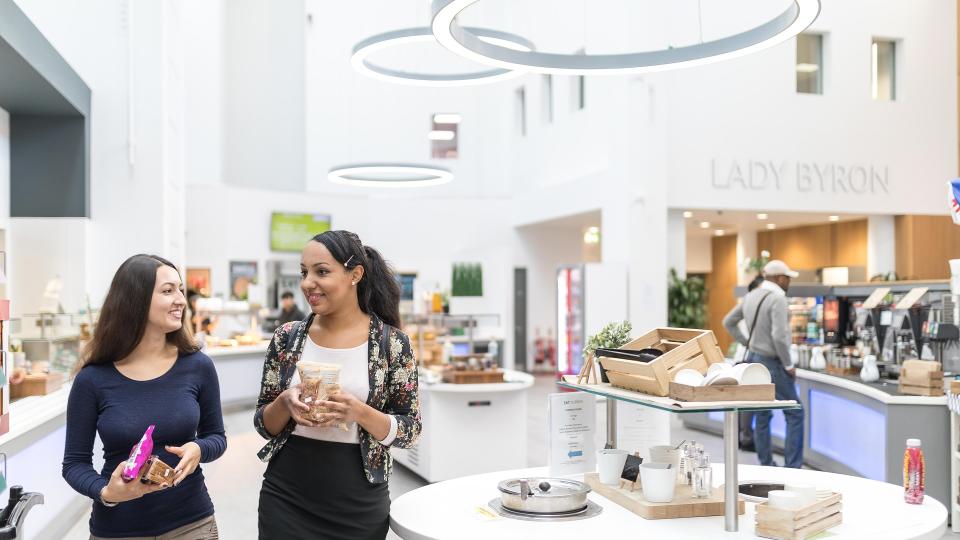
[714,229,725,236]
[767,223,777,230]
[699,221,710,229]
[427,130,456,141]
[683,211,693,218]
[583,226,601,245]
[756,213,768,220]
[433,113,462,124]
[829,215,840,222]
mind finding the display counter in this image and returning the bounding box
[205,342,269,409]
[392,370,534,483]
[390,465,947,540]
[681,368,951,508]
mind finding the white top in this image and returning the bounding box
[390,465,947,540]
[292,337,397,445]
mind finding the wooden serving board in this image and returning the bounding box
[442,369,504,384]
[669,382,775,402]
[584,472,744,520]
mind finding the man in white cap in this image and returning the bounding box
[722,260,804,468]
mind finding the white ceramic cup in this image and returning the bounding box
[640,463,676,503]
[648,445,681,469]
[597,449,630,485]
[707,362,732,376]
[674,369,704,386]
[784,483,817,506]
[766,490,803,510]
[732,363,772,385]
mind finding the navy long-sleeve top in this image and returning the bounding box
[62,351,226,538]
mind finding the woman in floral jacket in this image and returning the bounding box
[254,230,421,539]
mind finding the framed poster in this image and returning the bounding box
[270,212,332,252]
[186,268,211,297]
[229,261,258,301]
[397,273,417,302]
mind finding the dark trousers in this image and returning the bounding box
[747,353,805,468]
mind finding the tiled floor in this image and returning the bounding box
[64,375,957,539]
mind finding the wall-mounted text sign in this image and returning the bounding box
[711,159,890,195]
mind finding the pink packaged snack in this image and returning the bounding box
[121,425,156,482]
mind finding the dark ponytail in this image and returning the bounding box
[312,230,401,328]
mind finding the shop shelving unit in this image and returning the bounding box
[559,377,800,533]
[402,313,502,363]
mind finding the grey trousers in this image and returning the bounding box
[90,516,218,540]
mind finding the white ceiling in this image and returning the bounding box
[682,209,868,238]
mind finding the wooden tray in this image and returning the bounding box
[669,382,775,402]
[584,472,744,520]
[755,492,842,540]
[442,369,504,384]
[825,365,859,377]
[597,328,724,397]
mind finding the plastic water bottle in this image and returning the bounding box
[903,438,925,504]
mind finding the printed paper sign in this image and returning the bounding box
[548,392,596,477]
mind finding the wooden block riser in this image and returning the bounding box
[756,511,842,540]
[757,502,842,531]
[584,472,744,520]
[669,382,776,402]
[755,492,842,522]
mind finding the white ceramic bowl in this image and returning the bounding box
[732,363,772,385]
[784,483,817,506]
[648,445,681,469]
[640,463,676,503]
[703,370,738,386]
[674,369,705,387]
[707,362,732,376]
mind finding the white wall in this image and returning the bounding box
[185,184,517,367]
[664,0,957,216]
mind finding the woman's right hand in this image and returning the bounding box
[100,462,168,504]
[279,384,316,427]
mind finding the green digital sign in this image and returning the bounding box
[270,212,332,252]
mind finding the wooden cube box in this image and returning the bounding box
[598,328,725,396]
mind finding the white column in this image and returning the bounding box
[867,215,896,278]
[736,228,758,285]
[667,209,687,278]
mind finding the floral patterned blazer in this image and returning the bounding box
[253,313,421,484]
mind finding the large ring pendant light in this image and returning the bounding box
[431,0,821,75]
[328,163,453,188]
[352,27,535,86]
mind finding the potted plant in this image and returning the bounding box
[583,321,632,383]
[667,268,707,329]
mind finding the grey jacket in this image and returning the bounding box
[722,281,794,368]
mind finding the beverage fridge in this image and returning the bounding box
[556,263,628,376]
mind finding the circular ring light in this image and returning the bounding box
[328,163,454,188]
[351,27,535,86]
[432,0,821,75]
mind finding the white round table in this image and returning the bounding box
[390,465,948,540]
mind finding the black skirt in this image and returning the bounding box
[258,436,390,540]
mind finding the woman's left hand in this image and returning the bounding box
[165,442,202,486]
[316,392,366,427]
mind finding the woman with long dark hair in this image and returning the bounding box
[62,254,226,539]
[255,230,421,539]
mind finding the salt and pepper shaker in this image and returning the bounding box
[693,452,713,498]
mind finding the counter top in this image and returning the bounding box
[390,465,947,540]
[203,343,269,357]
[421,370,535,394]
[0,383,71,454]
[797,369,948,406]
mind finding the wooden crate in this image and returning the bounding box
[584,472,744,520]
[597,328,724,397]
[11,372,64,399]
[669,382,775,402]
[442,369,504,384]
[755,492,842,540]
[825,365,859,377]
[951,379,960,395]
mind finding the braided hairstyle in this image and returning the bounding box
[310,230,401,328]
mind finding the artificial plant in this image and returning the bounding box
[667,268,708,329]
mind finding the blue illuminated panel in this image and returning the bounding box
[809,388,885,480]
